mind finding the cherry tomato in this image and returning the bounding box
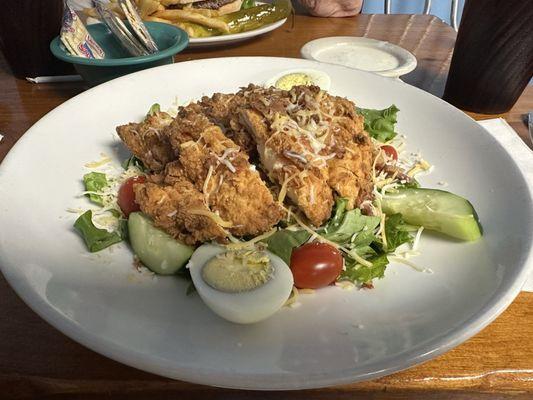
[118,176,146,217]
[381,145,398,161]
[290,243,343,289]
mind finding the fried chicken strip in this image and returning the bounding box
[240,108,334,226]
[164,108,284,237]
[134,161,229,245]
[116,111,174,171]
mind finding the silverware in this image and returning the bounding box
[92,0,158,57]
[119,0,159,53]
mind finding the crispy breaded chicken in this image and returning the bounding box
[241,108,334,226]
[116,111,174,172]
[308,90,374,208]
[118,84,374,243]
[164,109,284,237]
[239,85,374,219]
[134,162,228,245]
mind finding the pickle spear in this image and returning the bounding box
[175,0,292,38]
[219,0,292,34]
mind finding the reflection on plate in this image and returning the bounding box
[0,57,531,390]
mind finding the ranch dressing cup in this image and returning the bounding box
[301,37,417,80]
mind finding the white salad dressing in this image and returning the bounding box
[314,44,400,72]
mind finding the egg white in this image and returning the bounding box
[188,244,294,324]
[264,69,331,91]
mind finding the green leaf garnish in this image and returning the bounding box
[74,210,122,252]
[83,172,108,206]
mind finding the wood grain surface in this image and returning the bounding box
[0,13,532,400]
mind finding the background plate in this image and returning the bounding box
[0,57,531,390]
[188,18,286,48]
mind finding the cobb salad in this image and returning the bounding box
[72,69,482,324]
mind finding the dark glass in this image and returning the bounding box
[0,0,74,78]
[443,0,533,114]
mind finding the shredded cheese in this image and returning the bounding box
[284,286,299,307]
[85,155,111,168]
[277,172,298,204]
[203,165,214,203]
[189,208,233,228]
[389,256,425,272]
[380,213,388,251]
[224,228,278,250]
[412,226,424,251]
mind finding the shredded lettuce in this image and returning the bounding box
[83,172,108,206]
[74,210,122,252]
[357,105,399,142]
[262,229,310,264]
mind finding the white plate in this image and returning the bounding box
[188,18,286,48]
[301,37,417,78]
[0,57,531,390]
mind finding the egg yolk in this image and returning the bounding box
[275,73,313,90]
[202,250,273,293]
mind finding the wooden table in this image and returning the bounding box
[0,14,532,400]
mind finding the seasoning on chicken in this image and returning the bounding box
[134,161,229,245]
[164,108,285,237]
[238,84,374,225]
[116,111,174,171]
[241,108,334,226]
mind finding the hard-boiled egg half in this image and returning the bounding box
[188,244,294,324]
[265,69,331,91]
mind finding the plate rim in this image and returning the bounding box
[0,56,532,390]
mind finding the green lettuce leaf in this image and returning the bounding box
[383,213,414,252]
[357,105,399,142]
[263,229,310,264]
[147,103,160,116]
[322,198,380,244]
[74,210,122,252]
[83,172,108,206]
[121,155,146,172]
[340,254,389,285]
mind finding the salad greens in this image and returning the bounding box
[321,199,380,244]
[382,213,414,252]
[83,172,108,206]
[357,105,399,142]
[121,155,146,172]
[147,103,160,116]
[341,254,389,285]
[264,198,415,286]
[263,229,310,264]
[74,210,123,252]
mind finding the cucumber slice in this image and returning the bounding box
[128,212,194,274]
[381,188,482,241]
